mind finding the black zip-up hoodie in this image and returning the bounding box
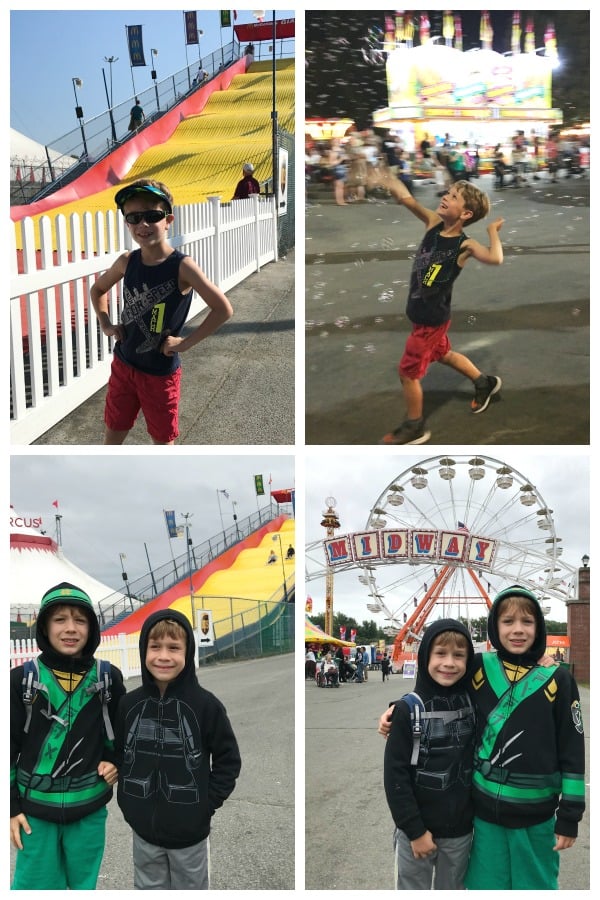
[470,585,585,835]
[114,610,241,848]
[10,581,125,823]
[384,618,476,840]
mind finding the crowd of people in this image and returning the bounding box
[306,126,590,204]
[306,644,395,685]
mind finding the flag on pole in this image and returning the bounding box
[164,510,178,538]
[305,596,312,613]
[219,489,230,499]
[52,500,59,509]
[254,475,265,496]
[184,11,199,44]
[126,25,146,66]
[339,625,346,640]
[220,10,232,28]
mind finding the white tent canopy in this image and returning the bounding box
[10,509,122,614]
[10,127,65,165]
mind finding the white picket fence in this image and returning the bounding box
[10,193,278,444]
[10,634,142,680]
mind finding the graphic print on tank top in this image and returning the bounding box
[121,277,180,354]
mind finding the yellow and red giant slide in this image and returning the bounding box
[103,515,294,638]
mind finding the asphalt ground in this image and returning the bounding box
[11,653,295,890]
[305,670,590,891]
[33,250,295,446]
[306,174,589,445]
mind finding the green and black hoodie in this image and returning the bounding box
[10,582,125,824]
[471,585,585,836]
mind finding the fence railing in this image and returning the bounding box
[10,193,278,444]
[10,599,294,678]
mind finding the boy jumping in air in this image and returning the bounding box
[371,170,504,444]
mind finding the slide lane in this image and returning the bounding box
[103,515,294,637]
[12,59,294,251]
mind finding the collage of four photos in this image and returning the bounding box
[10,8,590,892]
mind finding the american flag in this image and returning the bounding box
[457,521,469,533]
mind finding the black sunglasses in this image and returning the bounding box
[124,209,169,225]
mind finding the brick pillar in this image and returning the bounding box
[566,565,590,683]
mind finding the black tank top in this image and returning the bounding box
[115,249,193,375]
[406,223,467,326]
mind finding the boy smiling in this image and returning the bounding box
[369,169,505,444]
[114,610,241,890]
[91,179,233,445]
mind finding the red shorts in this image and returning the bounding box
[104,355,182,443]
[399,321,452,380]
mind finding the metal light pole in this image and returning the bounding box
[181,513,194,605]
[72,77,88,159]
[271,10,278,205]
[119,553,133,609]
[103,56,118,107]
[102,56,118,144]
[151,49,160,110]
[231,500,241,540]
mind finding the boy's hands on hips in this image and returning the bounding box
[161,334,183,356]
[10,813,31,850]
[99,318,125,341]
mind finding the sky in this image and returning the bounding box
[304,449,590,626]
[10,8,295,147]
[10,453,295,594]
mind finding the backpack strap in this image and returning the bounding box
[85,659,114,741]
[21,658,61,733]
[397,691,475,765]
[399,692,426,765]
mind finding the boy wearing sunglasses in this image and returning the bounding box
[90,179,233,444]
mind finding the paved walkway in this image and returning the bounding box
[305,671,590,890]
[306,175,589,445]
[11,654,294,890]
[34,250,295,445]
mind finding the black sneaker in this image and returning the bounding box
[380,420,431,445]
[471,375,502,414]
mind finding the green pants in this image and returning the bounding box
[465,815,560,890]
[11,806,108,890]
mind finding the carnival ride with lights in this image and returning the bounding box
[305,455,577,670]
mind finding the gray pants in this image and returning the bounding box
[393,828,472,890]
[133,832,210,890]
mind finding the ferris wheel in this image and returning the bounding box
[305,455,577,653]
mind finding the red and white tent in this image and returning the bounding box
[10,508,121,616]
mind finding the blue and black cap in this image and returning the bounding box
[114,183,173,214]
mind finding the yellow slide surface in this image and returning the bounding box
[17,59,294,243]
[167,519,295,639]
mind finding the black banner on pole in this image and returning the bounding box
[127,25,146,66]
[184,11,199,44]
[220,10,232,28]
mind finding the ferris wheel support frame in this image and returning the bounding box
[390,565,493,666]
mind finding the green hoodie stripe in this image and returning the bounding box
[472,770,559,801]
